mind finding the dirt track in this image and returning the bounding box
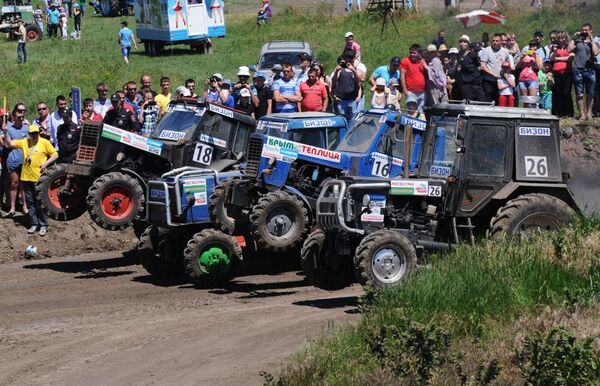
[0,251,362,386]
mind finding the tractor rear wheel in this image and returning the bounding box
[354,230,417,289]
[300,228,353,290]
[36,163,88,221]
[183,229,242,287]
[86,172,145,231]
[26,25,41,41]
[489,193,575,239]
[138,226,184,279]
[249,191,309,253]
[209,180,247,234]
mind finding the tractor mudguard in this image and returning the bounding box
[491,181,579,211]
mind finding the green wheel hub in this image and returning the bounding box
[198,246,231,275]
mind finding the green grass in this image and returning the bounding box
[267,218,600,384]
[2,3,599,113]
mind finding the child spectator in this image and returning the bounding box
[388,78,402,110]
[59,7,68,40]
[139,90,159,137]
[371,78,389,108]
[497,61,516,107]
[518,46,542,103]
[538,60,554,110]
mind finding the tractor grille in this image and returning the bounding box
[245,136,264,178]
[317,200,341,230]
[76,121,102,163]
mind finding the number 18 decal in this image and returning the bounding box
[193,143,214,165]
[524,156,548,177]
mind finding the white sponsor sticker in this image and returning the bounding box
[361,199,385,222]
[101,124,163,155]
[263,136,341,163]
[390,180,429,196]
[192,143,214,165]
[303,119,333,128]
[519,127,551,136]
[158,130,186,141]
[400,114,427,131]
[524,156,548,177]
[208,103,234,118]
[199,134,227,148]
[182,179,208,206]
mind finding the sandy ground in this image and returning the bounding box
[0,251,362,386]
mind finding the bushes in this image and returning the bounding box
[515,327,600,386]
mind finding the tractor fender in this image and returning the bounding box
[117,167,148,192]
[281,185,314,221]
[491,181,579,212]
[208,158,240,172]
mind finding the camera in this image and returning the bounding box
[340,60,348,68]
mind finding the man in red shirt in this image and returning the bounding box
[299,68,329,112]
[400,44,428,112]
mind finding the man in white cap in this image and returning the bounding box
[233,66,252,103]
[235,88,255,117]
[343,32,361,65]
[175,86,191,100]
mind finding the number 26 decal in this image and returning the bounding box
[524,156,548,177]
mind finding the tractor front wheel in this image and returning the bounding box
[354,230,417,289]
[86,172,145,231]
[300,228,353,290]
[249,191,309,253]
[183,229,242,287]
[138,226,184,279]
[36,163,88,221]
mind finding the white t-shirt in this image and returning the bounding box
[93,99,112,118]
[497,74,515,96]
[479,46,511,81]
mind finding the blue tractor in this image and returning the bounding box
[138,112,350,285]
[213,109,426,254]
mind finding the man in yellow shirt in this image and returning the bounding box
[154,76,172,118]
[2,124,58,236]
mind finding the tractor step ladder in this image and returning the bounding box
[452,217,475,245]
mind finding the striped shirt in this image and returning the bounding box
[273,78,299,113]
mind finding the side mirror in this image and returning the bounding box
[236,151,245,161]
[248,64,257,72]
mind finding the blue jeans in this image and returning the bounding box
[23,181,48,227]
[17,42,26,64]
[356,95,365,113]
[573,68,596,97]
[345,0,361,11]
[336,99,357,122]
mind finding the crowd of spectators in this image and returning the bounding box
[3,24,600,235]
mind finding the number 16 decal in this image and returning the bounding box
[193,143,214,165]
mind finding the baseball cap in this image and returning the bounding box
[272,64,283,71]
[221,79,232,88]
[448,47,459,54]
[501,61,512,68]
[469,42,479,50]
[390,56,401,66]
[427,44,437,52]
[28,124,40,134]
[344,31,354,38]
[176,86,191,96]
[240,88,251,97]
[406,95,418,105]
[212,73,223,81]
[237,66,251,77]
[299,53,312,62]
[389,78,399,85]
[254,71,267,79]
[110,93,120,102]
[459,34,471,43]
[375,77,386,86]
[534,30,544,37]
[61,107,73,117]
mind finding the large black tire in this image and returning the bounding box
[86,172,145,231]
[36,163,89,221]
[249,191,309,253]
[354,230,417,289]
[183,229,242,287]
[209,180,244,234]
[137,226,184,279]
[300,228,353,290]
[488,193,576,238]
[26,25,41,41]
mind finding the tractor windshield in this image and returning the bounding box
[335,113,380,153]
[152,110,202,141]
[420,115,459,179]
